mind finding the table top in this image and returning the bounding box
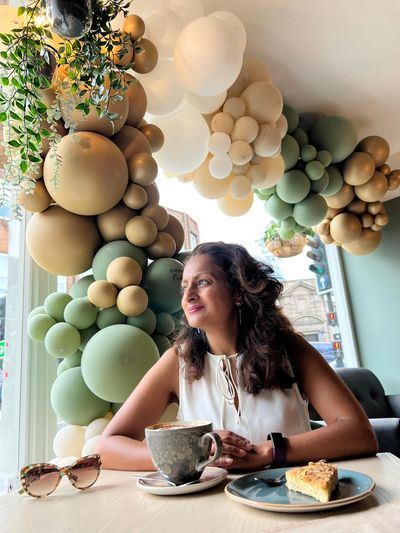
[1,453,400,533]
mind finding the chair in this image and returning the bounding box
[308,367,400,456]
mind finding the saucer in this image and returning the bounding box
[135,466,228,496]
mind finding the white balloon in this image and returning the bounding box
[53,425,86,458]
[151,100,209,174]
[48,456,79,467]
[136,59,184,115]
[167,0,204,25]
[82,435,101,456]
[210,11,246,53]
[185,90,227,114]
[174,17,243,97]
[230,175,252,198]
[144,8,183,59]
[253,124,282,157]
[209,154,233,179]
[85,417,110,441]
[276,114,288,139]
[209,132,231,156]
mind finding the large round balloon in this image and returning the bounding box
[26,206,102,275]
[81,324,159,403]
[276,170,310,204]
[92,240,147,280]
[217,190,253,217]
[342,228,382,255]
[163,214,185,252]
[45,322,81,358]
[309,116,357,163]
[265,194,293,220]
[124,73,147,127]
[292,194,328,227]
[51,367,110,425]
[44,132,129,215]
[354,171,388,202]
[329,213,362,244]
[193,155,231,199]
[240,81,283,124]
[142,257,184,314]
[343,152,375,186]
[96,204,137,242]
[356,136,390,167]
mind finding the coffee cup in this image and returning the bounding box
[145,420,223,485]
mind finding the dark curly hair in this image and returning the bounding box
[174,242,296,393]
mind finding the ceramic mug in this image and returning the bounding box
[145,420,223,485]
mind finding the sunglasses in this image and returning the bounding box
[19,454,102,498]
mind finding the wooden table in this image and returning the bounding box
[1,453,400,532]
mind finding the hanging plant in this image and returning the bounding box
[0,0,135,216]
[264,222,314,258]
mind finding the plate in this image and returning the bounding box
[225,467,375,513]
[136,466,228,496]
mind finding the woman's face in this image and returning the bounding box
[181,254,237,331]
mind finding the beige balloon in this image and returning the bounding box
[112,125,152,158]
[252,155,285,188]
[141,204,169,230]
[194,156,231,199]
[123,15,145,42]
[163,214,185,253]
[361,213,374,228]
[229,175,252,199]
[223,97,246,120]
[146,232,176,259]
[211,112,234,135]
[231,116,259,143]
[125,215,158,247]
[177,171,195,183]
[18,179,52,213]
[106,257,142,289]
[379,164,391,176]
[87,280,118,308]
[26,206,101,275]
[144,183,160,205]
[96,204,137,241]
[253,123,281,157]
[132,38,158,74]
[343,152,375,186]
[354,171,388,202]
[357,136,390,167]
[240,81,283,124]
[139,124,164,152]
[320,233,334,245]
[326,184,355,209]
[226,65,249,98]
[246,164,266,186]
[388,170,400,190]
[117,286,148,316]
[342,228,382,255]
[243,59,272,84]
[217,190,254,217]
[347,198,367,215]
[124,73,147,128]
[315,219,331,236]
[123,183,148,210]
[128,152,158,185]
[370,223,382,232]
[44,132,129,216]
[367,201,384,215]
[375,212,389,226]
[232,163,250,175]
[330,213,362,244]
[326,206,344,219]
[229,140,253,166]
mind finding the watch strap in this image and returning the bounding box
[267,432,287,466]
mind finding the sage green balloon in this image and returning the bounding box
[126,307,156,334]
[320,165,344,197]
[79,324,99,351]
[281,216,296,231]
[142,258,184,314]
[309,116,358,163]
[300,144,317,163]
[45,322,81,358]
[283,104,299,133]
[51,367,110,426]
[64,349,82,368]
[155,313,175,336]
[70,275,95,299]
[281,135,300,171]
[92,240,147,280]
[174,251,192,264]
[57,360,69,376]
[28,313,57,342]
[310,170,329,193]
[28,306,46,321]
[294,224,306,234]
[44,292,73,321]
[293,194,328,227]
[112,402,123,415]
[316,150,332,167]
[255,186,276,200]
[292,128,308,148]
[64,297,98,330]
[276,170,310,204]
[81,324,159,403]
[298,112,324,132]
[278,227,295,240]
[153,334,171,356]
[97,305,126,329]
[265,194,293,220]
[305,160,325,181]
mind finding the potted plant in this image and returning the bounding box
[264,221,314,258]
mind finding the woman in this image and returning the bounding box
[97,242,377,470]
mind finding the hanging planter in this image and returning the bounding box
[265,233,307,258]
[45,0,93,39]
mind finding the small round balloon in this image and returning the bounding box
[141,258,184,314]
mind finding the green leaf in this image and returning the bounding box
[17,6,26,16]
[8,140,21,148]
[20,160,28,173]
[9,111,21,121]
[0,112,7,122]
[28,154,42,163]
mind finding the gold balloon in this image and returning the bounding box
[125,215,158,247]
[357,136,390,167]
[326,207,344,219]
[361,213,374,228]
[347,198,367,215]
[87,280,118,308]
[217,191,254,217]
[139,124,164,152]
[96,204,137,242]
[315,219,331,236]
[354,171,388,202]
[326,184,355,209]
[144,183,160,205]
[379,164,391,176]
[367,201,384,215]
[123,184,148,210]
[112,125,152,158]
[18,179,52,213]
[163,214,185,253]
[374,212,389,226]
[342,228,381,255]
[132,38,158,74]
[123,15,146,43]
[370,223,381,232]
[330,213,362,244]
[320,233,334,245]
[127,152,158,185]
[193,156,231,199]
[388,169,400,190]
[141,204,169,230]
[124,74,147,128]
[146,232,176,259]
[26,206,101,275]
[117,286,148,316]
[106,257,142,289]
[343,152,375,186]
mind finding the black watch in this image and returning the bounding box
[267,432,287,466]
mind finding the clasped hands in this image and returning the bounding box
[210,430,272,470]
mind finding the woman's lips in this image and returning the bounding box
[188,305,204,314]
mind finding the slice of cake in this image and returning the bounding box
[285,461,338,503]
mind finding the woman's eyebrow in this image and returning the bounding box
[181,271,215,283]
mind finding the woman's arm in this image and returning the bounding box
[96,346,179,470]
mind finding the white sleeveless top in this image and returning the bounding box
[177,352,311,443]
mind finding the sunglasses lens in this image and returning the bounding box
[23,465,60,497]
[69,456,101,489]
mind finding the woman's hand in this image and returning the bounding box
[210,430,253,468]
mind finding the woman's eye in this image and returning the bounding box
[180,286,187,294]
[197,279,209,287]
